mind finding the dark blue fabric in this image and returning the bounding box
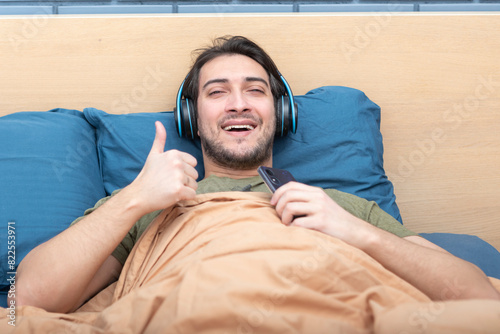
[0,290,6,308]
[420,233,500,279]
[275,86,401,222]
[0,109,106,289]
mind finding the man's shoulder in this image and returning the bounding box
[323,188,369,204]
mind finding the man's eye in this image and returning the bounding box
[250,89,265,94]
[209,90,224,96]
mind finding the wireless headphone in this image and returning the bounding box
[174,73,298,140]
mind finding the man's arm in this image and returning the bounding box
[271,182,500,301]
[13,185,150,312]
[13,122,198,313]
[73,255,123,311]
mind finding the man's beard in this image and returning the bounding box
[199,115,275,170]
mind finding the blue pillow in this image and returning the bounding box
[420,233,500,279]
[84,86,401,222]
[274,86,401,222]
[0,109,106,291]
[83,108,205,194]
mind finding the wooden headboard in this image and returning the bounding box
[1,13,499,250]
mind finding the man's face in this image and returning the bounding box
[196,54,276,170]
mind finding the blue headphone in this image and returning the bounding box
[174,73,298,139]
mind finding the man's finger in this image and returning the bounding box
[184,163,199,181]
[149,121,167,155]
[270,181,302,206]
[180,151,198,168]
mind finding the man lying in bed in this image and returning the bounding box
[13,35,500,315]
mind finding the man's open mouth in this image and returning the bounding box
[223,124,255,132]
[220,119,259,134]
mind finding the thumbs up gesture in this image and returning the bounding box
[127,121,198,215]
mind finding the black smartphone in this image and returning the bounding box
[258,166,296,193]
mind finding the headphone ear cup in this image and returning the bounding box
[174,104,183,137]
[175,78,198,140]
[276,74,298,136]
[276,95,291,137]
[180,98,197,140]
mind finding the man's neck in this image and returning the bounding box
[203,158,272,180]
[203,166,260,180]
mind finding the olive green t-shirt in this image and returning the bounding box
[71,175,417,265]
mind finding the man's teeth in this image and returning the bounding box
[223,125,255,131]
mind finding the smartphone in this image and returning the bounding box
[258,166,296,193]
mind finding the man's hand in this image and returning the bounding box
[126,121,199,215]
[270,181,367,247]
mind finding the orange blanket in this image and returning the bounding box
[2,192,500,333]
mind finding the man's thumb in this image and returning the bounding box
[150,121,167,154]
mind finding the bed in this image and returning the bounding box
[1,12,500,332]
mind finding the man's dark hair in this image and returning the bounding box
[183,36,285,107]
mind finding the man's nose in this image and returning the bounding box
[225,92,250,112]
